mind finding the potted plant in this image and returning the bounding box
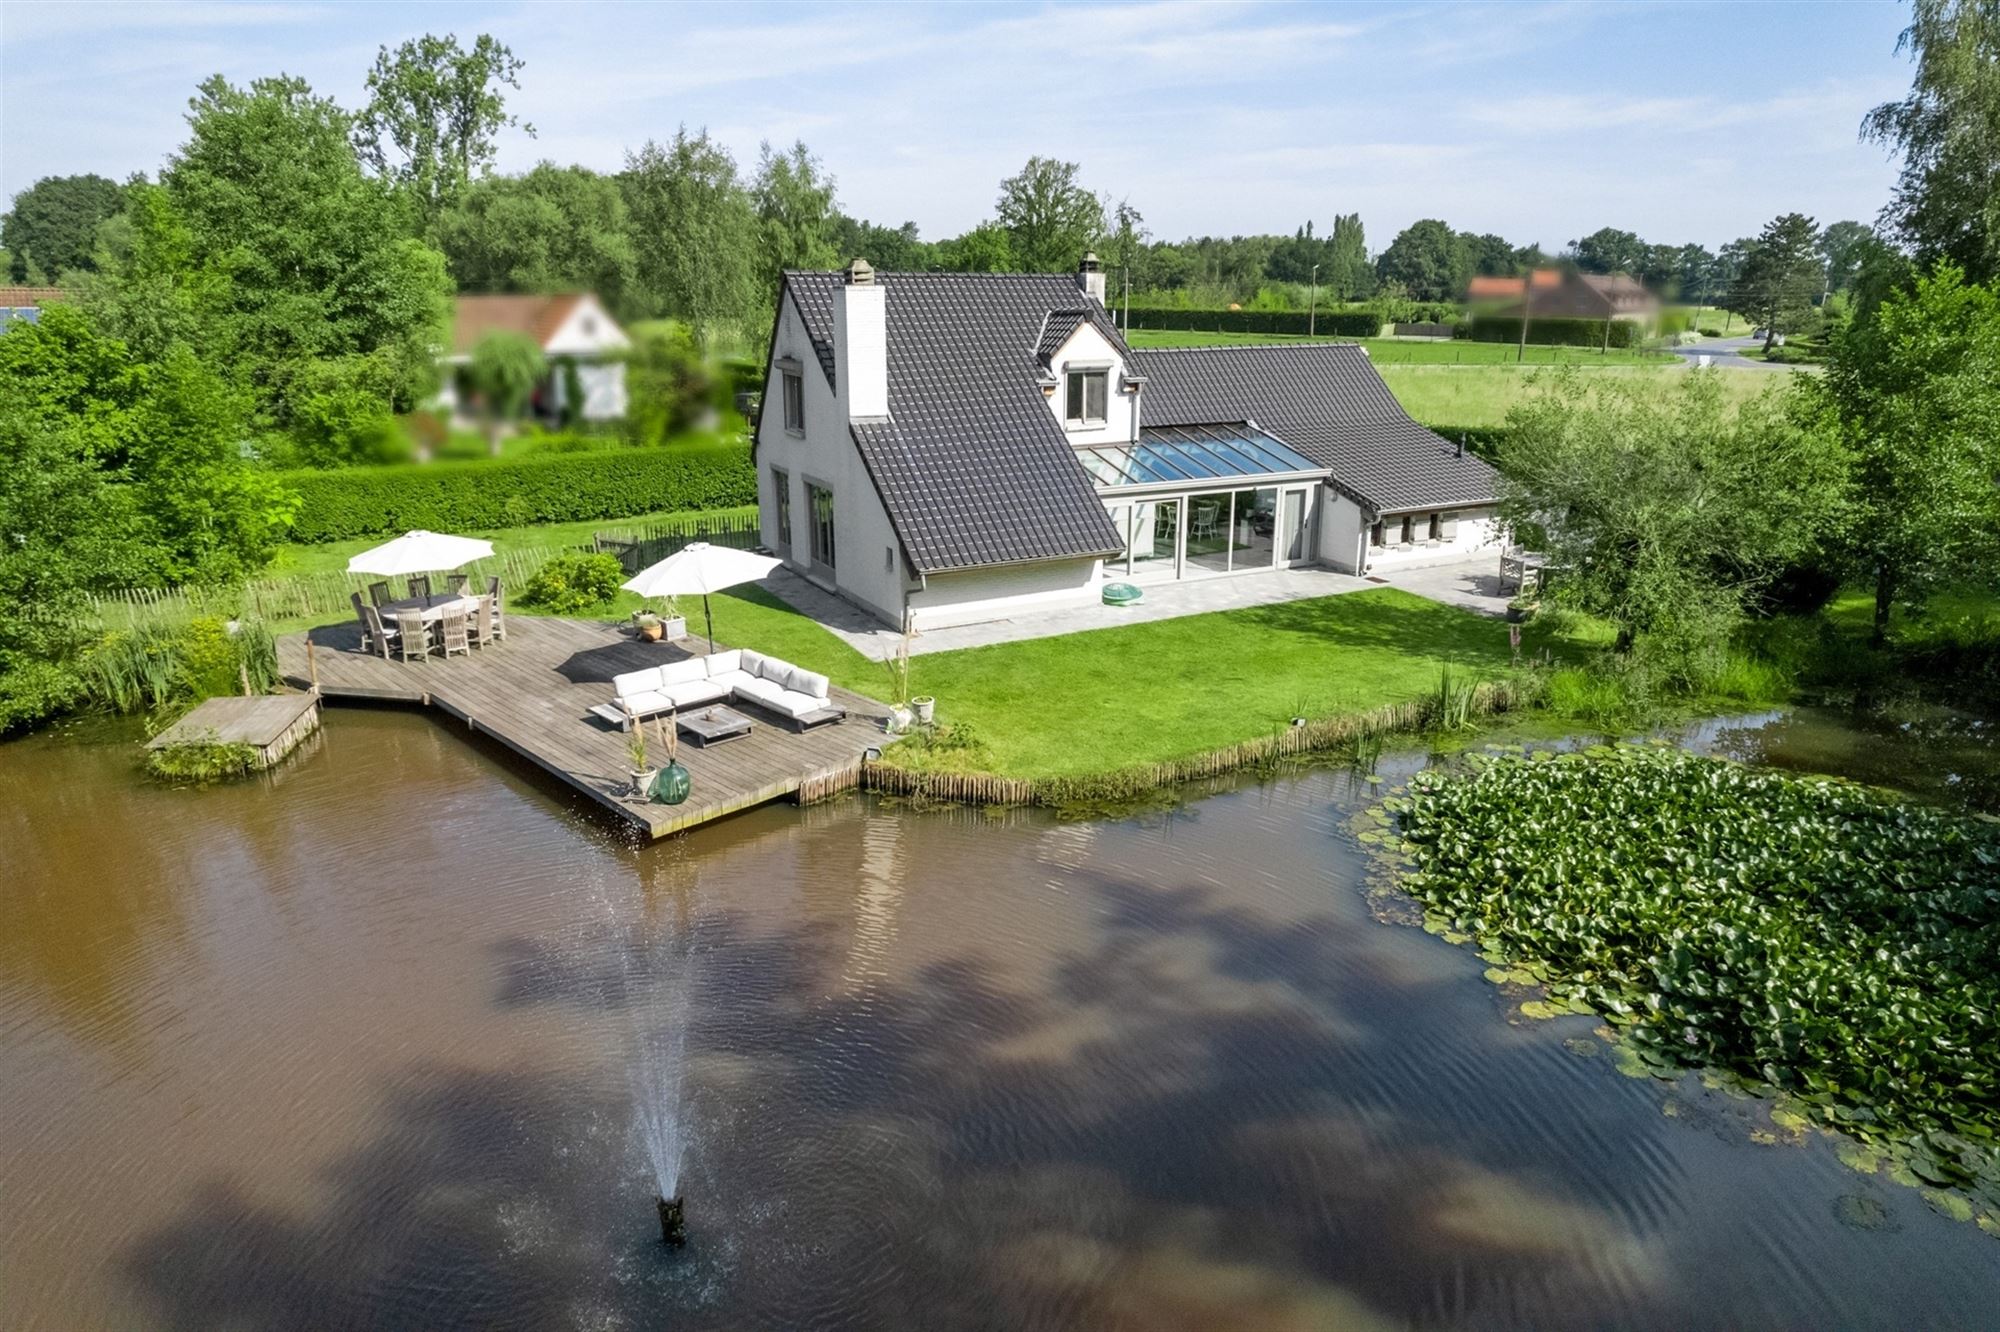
[652,712,691,805]
[658,597,688,642]
[625,707,657,799]
[911,695,935,726]
[883,631,914,733]
[635,612,665,642]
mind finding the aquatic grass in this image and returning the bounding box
[144,730,260,784]
[1387,745,2000,1224]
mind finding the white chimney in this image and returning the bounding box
[1077,251,1106,305]
[835,257,888,420]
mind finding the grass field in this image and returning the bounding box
[264,505,760,579]
[1380,364,1781,432]
[1124,328,1662,365]
[697,585,1573,779]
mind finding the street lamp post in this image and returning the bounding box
[1309,263,1320,338]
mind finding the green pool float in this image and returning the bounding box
[1102,582,1143,606]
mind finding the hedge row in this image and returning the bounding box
[277,442,757,543]
[1120,307,1384,338]
[1459,316,1642,349]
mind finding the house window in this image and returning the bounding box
[1399,514,1415,544]
[771,467,792,554]
[808,482,836,569]
[782,369,805,433]
[1427,512,1442,541]
[1370,520,1386,547]
[1064,368,1109,426]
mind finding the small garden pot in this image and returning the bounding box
[660,616,687,641]
[629,767,659,800]
[911,696,935,726]
[652,761,692,806]
[888,707,912,734]
[636,618,664,642]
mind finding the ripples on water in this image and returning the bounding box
[1,708,1997,1329]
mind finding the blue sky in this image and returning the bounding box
[2,1,1912,250]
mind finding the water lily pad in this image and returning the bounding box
[1771,1106,1811,1134]
[1978,1212,2000,1238]
[1832,1194,1896,1232]
[1922,1189,1975,1223]
[1834,1142,1882,1175]
[1517,999,1564,1020]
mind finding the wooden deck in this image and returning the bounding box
[148,693,321,769]
[277,617,893,838]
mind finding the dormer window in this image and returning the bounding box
[782,366,805,434]
[1064,367,1109,426]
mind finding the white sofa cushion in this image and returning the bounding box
[612,667,665,701]
[784,666,830,700]
[738,649,771,678]
[660,657,709,686]
[704,649,741,677]
[664,678,728,708]
[734,675,787,705]
[770,688,827,719]
[707,669,757,692]
[620,688,672,717]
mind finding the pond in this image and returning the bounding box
[2,702,1997,1329]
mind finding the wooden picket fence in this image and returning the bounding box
[73,511,762,637]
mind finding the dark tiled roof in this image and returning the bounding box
[1035,310,1088,365]
[782,271,1122,573]
[1133,343,1499,512]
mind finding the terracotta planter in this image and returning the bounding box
[637,621,664,642]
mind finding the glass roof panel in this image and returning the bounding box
[1080,424,1324,490]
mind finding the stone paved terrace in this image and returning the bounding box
[278,616,893,839]
[765,556,1509,662]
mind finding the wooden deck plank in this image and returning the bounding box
[278,617,891,839]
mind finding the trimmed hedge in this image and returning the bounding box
[1121,307,1383,338]
[277,441,756,542]
[1459,316,1641,349]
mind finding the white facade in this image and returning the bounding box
[1318,497,1504,574]
[906,558,1102,632]
[758,291,911,627]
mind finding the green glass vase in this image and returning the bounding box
[653,761,691,805]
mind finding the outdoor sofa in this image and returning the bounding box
[604,649,845,731]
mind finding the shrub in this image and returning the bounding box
[1460,316,1641,348]
[1120,307,1383,338]
[275,439,755,542]
[520,551,626,613]
[78,616,279,717]
[146,730,260,784]
[0,661,86,735]
[1698,326,1723,338]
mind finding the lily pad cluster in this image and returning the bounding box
[1387,744,2000,1221]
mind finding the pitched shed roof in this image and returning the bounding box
[450,293,585,355]
[781,271,1123,573]
[1132,343,1499,513]
[0,286,67,307]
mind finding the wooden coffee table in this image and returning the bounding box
[676,705,754,747]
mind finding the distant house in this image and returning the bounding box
[754,256,1501,633]
[0,286,66,331]
[438,293,631,424]
[1470,269,1659,325]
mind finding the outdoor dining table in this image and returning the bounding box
[380,592,488,624]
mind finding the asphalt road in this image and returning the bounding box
[1665,335,1800,372]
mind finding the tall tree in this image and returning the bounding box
[1498,370,1846,684]
[1728,213,1824,349]
[621,129,758,342]
[1375,219,1465,301]
[354,33,533,224]
[1,174,126,282]
[436,163,637,314]
[994,157,1104,273]
[1105,200,1147,304]
[1327,213,1371,300]
[752,140,839,295]
[1818,220,1878,294]
[1568,226,1647,274]
[163,74,453,422]
[1459,231,1519,277]
[1864,0,2000,281]
[828,215,935,271]
[1820,264,2000,643]
[937,222,1016,273]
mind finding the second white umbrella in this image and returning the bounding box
[621,542,783,650]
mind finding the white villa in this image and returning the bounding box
[438,292,631,424]
[754,256,1502,633]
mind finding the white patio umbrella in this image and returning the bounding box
[346,530,496,577]
[621,542,783,650]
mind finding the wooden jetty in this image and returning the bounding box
[147,693,322,769]
[276,616,892,838]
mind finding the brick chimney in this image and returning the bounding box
[1076,251,1106,305]
[834,258,888,420]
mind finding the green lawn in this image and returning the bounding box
[702,585,1563,779]
[1380,364,1778,432]
[1124,328,1662,365]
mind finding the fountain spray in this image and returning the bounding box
[656,1194,687,1247]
